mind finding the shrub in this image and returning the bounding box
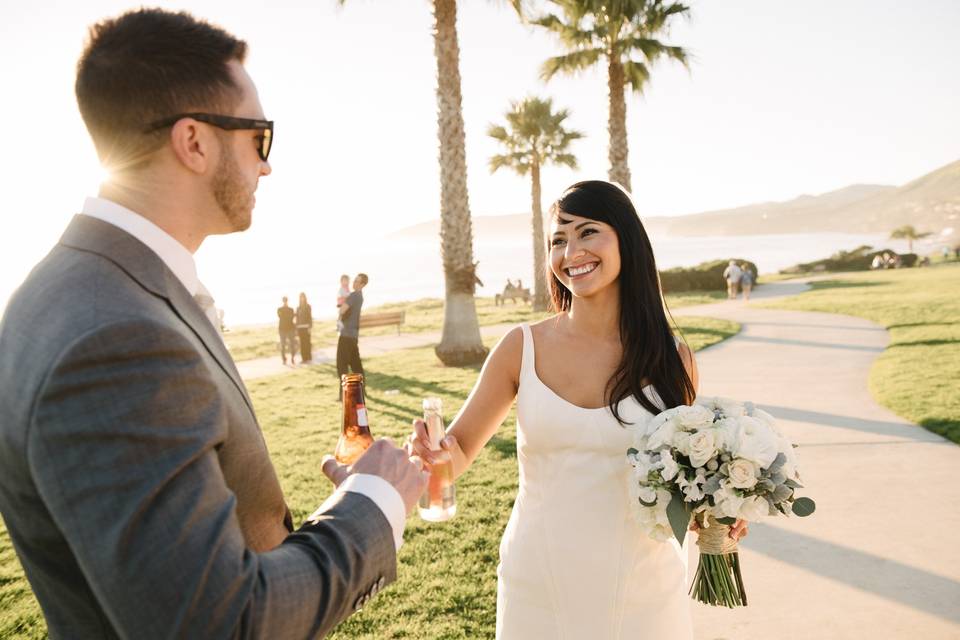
[659,258,758,293]
[780,246,917,273]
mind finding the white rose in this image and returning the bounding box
[734,416,780,469]
[738,495,769,522]
[714,417,742,453]
[714,484,745,519]
[726,458,759,489]
[676,405,715,431]
[688,428,719,467]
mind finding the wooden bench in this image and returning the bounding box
[359,310,406,334]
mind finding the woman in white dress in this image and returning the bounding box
[410,181,747,638]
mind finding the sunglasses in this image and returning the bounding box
[146,113,274,161]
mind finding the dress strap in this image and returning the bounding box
[519,323,535,383]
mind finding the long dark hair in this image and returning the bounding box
[547,180,695,423]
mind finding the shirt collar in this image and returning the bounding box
[80,197,201,296]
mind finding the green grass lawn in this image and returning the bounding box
[224,292,727,362]
[760,262,960,444]
[0,315,737,639]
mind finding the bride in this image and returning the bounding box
[410,180,747,638]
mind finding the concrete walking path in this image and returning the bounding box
[674,282,960,639]
[237,281,960,638]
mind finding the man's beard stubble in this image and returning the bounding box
[213,143,253,232]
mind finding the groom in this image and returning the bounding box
[0,9,426,639]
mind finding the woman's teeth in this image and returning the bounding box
[566,263,598,277]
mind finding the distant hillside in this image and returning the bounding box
[388,158,960,239]
[644,184,895,235]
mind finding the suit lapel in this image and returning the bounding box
[59,215,257,417]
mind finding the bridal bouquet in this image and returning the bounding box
[626,396,815,608]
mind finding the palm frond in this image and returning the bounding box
[622,60,651,93]
[541,48,604,81]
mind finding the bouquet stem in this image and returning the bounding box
[689,515,747,607]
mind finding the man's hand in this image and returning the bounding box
[322,438,428,513]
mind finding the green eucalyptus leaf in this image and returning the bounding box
[792,497,816,517]
[666,492,692,545]
[772,484,792,503]
[763,494,779,516]
[627,447,639,457]
[765,452,786,475]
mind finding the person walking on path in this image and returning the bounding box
[0,8,426,638]
[337,273,368,390]
[722,259,743,299]
[277,295,297,364]
[739,263,756,300]
[336,273,350,333]
[296,291,313,363]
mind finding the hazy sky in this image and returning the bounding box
[1,0,958,310]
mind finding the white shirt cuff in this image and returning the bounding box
[329,473,407,551]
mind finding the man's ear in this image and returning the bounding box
[168,119,214,174]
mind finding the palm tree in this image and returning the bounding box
[526,0,690,193]
[890,225,932,253]
[338,0,487,365]
[488,97,583,311]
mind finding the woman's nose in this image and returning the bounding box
[566,241,585,260]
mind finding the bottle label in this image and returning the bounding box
[356,405,369,427]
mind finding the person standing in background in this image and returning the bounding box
[277,295,297,365]
[337,273,368,394]
[722,260,742,299]
[739,264,755,301]
[336,274,350,333]
[296,291,313,363]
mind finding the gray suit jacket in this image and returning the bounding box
[0,215,396,639]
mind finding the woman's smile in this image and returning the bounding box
[565,262,599,279]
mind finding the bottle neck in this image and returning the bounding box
[424,410,444,450]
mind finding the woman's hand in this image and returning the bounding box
[688,517,750,541]
[408,418,460,467]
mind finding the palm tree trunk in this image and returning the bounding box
[433,0,488,366]
[607,58,632,193]
[530,158,548,311]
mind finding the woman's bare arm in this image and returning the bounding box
[409,326,523,478]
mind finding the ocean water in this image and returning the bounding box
[198,231,909,326]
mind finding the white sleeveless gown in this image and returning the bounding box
[496,324,693,639]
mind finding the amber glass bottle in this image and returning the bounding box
[334,374,374,464]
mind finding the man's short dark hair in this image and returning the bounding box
[75,8,247,172]
[357,273,369,286]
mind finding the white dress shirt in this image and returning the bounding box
[80,197,407,550]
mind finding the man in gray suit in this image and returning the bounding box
[0,9,426,639]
